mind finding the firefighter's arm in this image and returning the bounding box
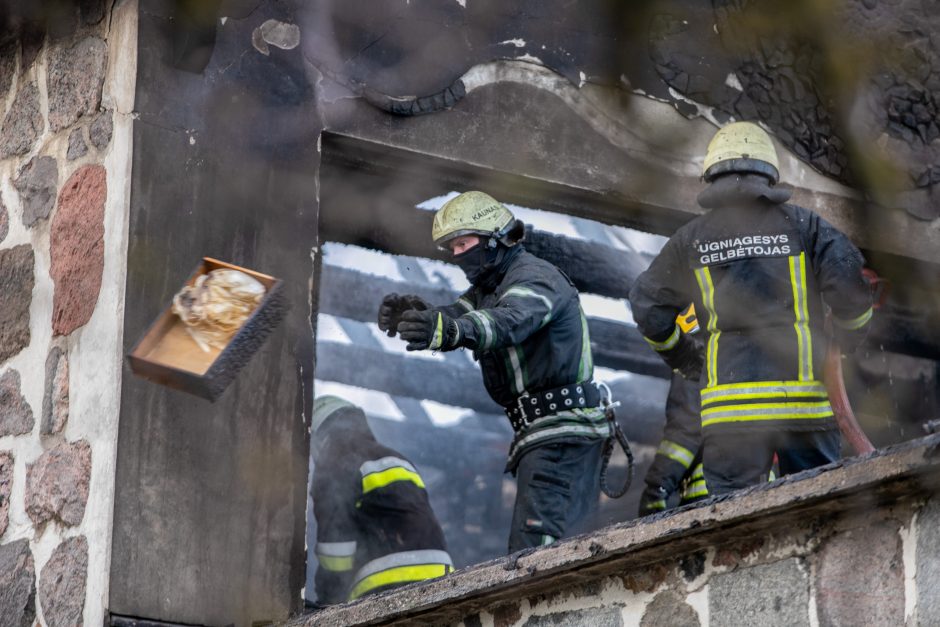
[629,239,702,379]
[441,292,476,318]
[453,277,559,351]
[379,292,473,337]
[312,477,357,604]
[810,216,873,352]
[385,289,478,349]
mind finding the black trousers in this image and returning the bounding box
[703,428,840,495]
[508,439,605,553]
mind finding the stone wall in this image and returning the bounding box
[298,436,940,627]
[461,503,919,627]
[0,1,137,626]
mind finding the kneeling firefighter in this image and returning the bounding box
[310,396,453,605]
[629,122,873,495]
[638,306,708,516]
[378,191,616,553]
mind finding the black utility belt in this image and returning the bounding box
[505,382,601,431]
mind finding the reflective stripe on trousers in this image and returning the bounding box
[681,463,708,500]
[349,549,453,600]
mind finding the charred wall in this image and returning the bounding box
[110,1,317,625]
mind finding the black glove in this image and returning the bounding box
[378,293,405,337]
[663,334,704,381]
[377,293,431,337]
[397,309,461,351]
[402,294,431,312]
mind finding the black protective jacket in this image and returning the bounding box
[629,175,873,435]
[443,246,608,470]
[312,411,451,604]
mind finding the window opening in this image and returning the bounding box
[306,189,674,599]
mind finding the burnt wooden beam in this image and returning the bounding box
[586,317,672,379]
[319,239,940,365]
[318,138,940,362]
[316,340,502,415]
[319,132,690,237]
[315,341,667,444]
[318,198,645,299]
[318,264,671,379]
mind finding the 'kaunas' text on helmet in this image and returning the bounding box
[432,191,524,249]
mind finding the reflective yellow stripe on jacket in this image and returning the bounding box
[656,439,695,469]
[644,324,680,352]
[694,267,719,388]
[700,380,833,428]
[360,457,426,495]
[349,549,453,600]
[833,307,873,331]
[789,253,813,381]
[701,381,828,406]
[701,401,833,428]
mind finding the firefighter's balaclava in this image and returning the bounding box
[702,121,780,184]
[432,191,525,286]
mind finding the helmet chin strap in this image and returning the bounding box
[490,219,525,248]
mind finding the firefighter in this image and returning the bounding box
[638,306,708,516]
[628,122,873,495]
[310,395,453,605]
[378,191,609,553]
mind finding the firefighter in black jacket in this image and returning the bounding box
[629,122,873,495]
[638,307,708,516]
[379,191,608,553]
[310,396,452,604]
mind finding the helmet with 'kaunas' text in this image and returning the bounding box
[432,191,523,249]
[703,121,780,184]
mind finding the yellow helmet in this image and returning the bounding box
[432,191,519,248]
[703,122,780,184]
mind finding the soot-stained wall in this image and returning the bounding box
[306,0,940,219]
[111,1,316,625]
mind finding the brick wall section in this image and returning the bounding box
[0,2,135,626]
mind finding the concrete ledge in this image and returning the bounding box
[290,434,940,626]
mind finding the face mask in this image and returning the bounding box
[454,241,500,284]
